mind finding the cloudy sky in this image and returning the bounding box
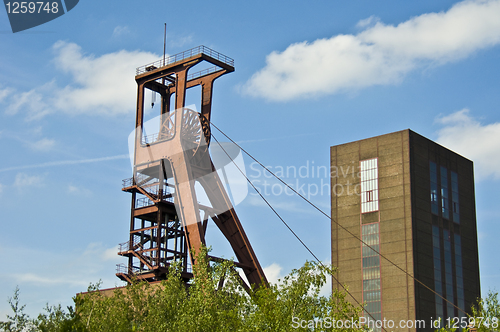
[1,0,499,318]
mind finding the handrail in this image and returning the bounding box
[116,263,140,275]
[122,177,133,188]
[136,194,173,208]
[142,133,160,145]
[118,241,129,253]
[122,174,159,188]
[116,263,127,274]
[136,45,234,75]
[136,197,154,208]
[143,184,159,197]
[150,66,221,87]
[187,66,220,81]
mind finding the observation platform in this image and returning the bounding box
[135,45,234,80]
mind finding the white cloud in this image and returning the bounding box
[436,109,500,179]
[52,41,158,115]
[170,34,194,48]
[0,242,125,318]
[7,242,122,287]
[0,154,129,173]
[0,88,13,102]
[4,42,158,118]
[263,261,332,297]
[67,184,79,193]
[13,173,44,188]
[243,0,500,101]
[30,126,43,135]
[30,138,56,151]
[102,245,119,261]
[67,184,91,196]
[246,194,315,214]
[356,15,380,29]
[78,242,121,264]
[112,25,130,37]
[263,263,283,284]
[5,82,53,118]
[15,273,88,287]
[319,259,333,297]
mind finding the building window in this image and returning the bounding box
[430,162,439,215]
[432,225,444,319]
[360,159,379,213]
[454,234,465,317]
[441,167,450,219]
[451,171,459,224]
[433,220,463,320]
[362,223,382,328]
[443,229,455,317]
[431,163,455,220]
[366,190,374,202]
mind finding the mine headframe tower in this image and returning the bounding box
[116,46,266,290]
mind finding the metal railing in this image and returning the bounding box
[150,67,221,87]
[116,264,141,275]
[118,241,129,253]
[142,133,160,145]
[135,172,150,186]
[118,237,146,254]
[122,174,156,188]
[122,177,175,203]
[136,193,173,208]
[144,184,159,197]
[122,177,133,188]
[136,45,234,75]
[117,261,191,275]
[116,263,128,274]
[141,130,176,145]
[136,197,154,208]
[187,66,220,81]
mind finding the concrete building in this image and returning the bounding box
[330,129,480,331]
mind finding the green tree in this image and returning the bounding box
[2,248,366,332]
[434,292,500,332]
[35,303,84,332]
[0,286,36,332]
[470,291,500,332]
[243,261,362,331]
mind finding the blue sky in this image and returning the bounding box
[1,0,500,317]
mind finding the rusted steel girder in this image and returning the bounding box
[117,46,267,290]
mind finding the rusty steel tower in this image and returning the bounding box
[116,46,266,289]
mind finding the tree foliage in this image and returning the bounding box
[470,291,500,332]
[434,291,500,332]
[1,249,365,332]
[0,287,36,332]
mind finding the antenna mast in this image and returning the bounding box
[163,23,166,67]
[152,24,167,109]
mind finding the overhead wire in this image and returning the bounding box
[210,133,385,330]
[208,119,467,318]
